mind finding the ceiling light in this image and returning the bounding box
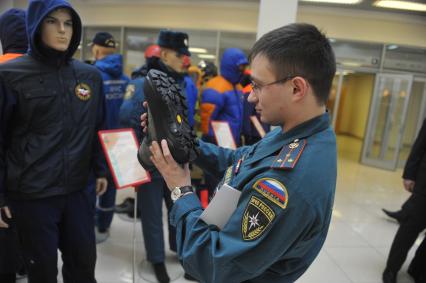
[189,47,207,53]
[373,0,426,12]
[340,61,363,67]
[198,54,216,59]
[387,44,399,50]
[300,0,362,4]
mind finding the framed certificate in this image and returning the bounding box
[250,115,266,138]
[98,129,151,189]
[211,121,236,150]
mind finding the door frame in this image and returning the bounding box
[361,73,413,170]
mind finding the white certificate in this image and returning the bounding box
[200,184,241,230]
[98,129,151,189]
[211,121,236,149]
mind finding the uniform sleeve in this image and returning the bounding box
[0,78,17,207]
[194,139,250,180]
[119,79,145,142]
[170,173,318,282]
[91,77,107,178]
[403,119,426,181]
[200,88,225,135]
[184,76,198,128]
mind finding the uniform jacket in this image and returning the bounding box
[0,0,106,207]
[170,113,337,283]
[200,48,248,143]
[184,74,198,128]
[95,54,129,130]
[403,118,426,195]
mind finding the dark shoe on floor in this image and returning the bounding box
[382,208,402,223]
[407,264,423,283]
[138,69,199,170]
[115,197,135,214]
[184,272,198,281]
[152,262,170,283]
[382,268,397,283]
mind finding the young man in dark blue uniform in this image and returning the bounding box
[89,32,130,243]
[144,23,337,282]
[0,1,107,282]
[120,30,196,283]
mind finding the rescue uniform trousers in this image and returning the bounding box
[9,190,96,283]
[137,174,176,263]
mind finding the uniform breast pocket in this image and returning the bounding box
[22,87,60,127]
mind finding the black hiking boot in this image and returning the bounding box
[138,69,199,170]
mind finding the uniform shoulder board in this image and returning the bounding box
[271,138,307,170]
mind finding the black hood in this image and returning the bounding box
[26,0,82,65]
[0,8,28,54]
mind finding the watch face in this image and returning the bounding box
[171,187,181,201]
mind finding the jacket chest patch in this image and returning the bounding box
[75,83,92,101]
[124,84,135,100]
[252,178,288,209]
[241,196,275,241]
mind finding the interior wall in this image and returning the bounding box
[5,1,426,48]
[338,74,374,139]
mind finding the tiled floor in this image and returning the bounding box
[18,135,424,283]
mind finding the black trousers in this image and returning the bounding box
[386,193,426,273]
[10,190,97,283]
[0,210,23,281]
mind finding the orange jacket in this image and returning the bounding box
[0,53,23,64]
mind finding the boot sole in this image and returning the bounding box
[139,69,199,167]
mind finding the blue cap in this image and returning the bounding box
[91,32,116,48]
[157,30,190,56]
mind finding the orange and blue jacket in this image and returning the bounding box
[200,48,248,143]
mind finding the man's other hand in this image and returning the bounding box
[403,179,415,193]
[0,206,12,228]
[96,177,108,196]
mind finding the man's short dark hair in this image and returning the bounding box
[249,23,336,105]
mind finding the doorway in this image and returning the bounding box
[329,71,375,161]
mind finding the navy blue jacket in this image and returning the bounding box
[0,0,106,206]
[95,54,129,130]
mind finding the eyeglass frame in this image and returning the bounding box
[250,75,296,94]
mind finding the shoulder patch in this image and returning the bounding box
[242,195,275,241]
[271,139,307,170]
[124,84,135,100]
[252,178,288,209]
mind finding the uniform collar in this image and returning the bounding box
[245,113,331,166]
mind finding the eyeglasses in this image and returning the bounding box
[250,76,295,94]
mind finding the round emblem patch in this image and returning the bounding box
[124,84,135,100]
[75,83,92,101]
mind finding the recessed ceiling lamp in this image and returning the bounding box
[300,0,362,4]
[387,44,399,50]
[373,0,426,12]
[189,47,207,54]
[198,54,216,59]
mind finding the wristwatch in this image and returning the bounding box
[171,185,194,202]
